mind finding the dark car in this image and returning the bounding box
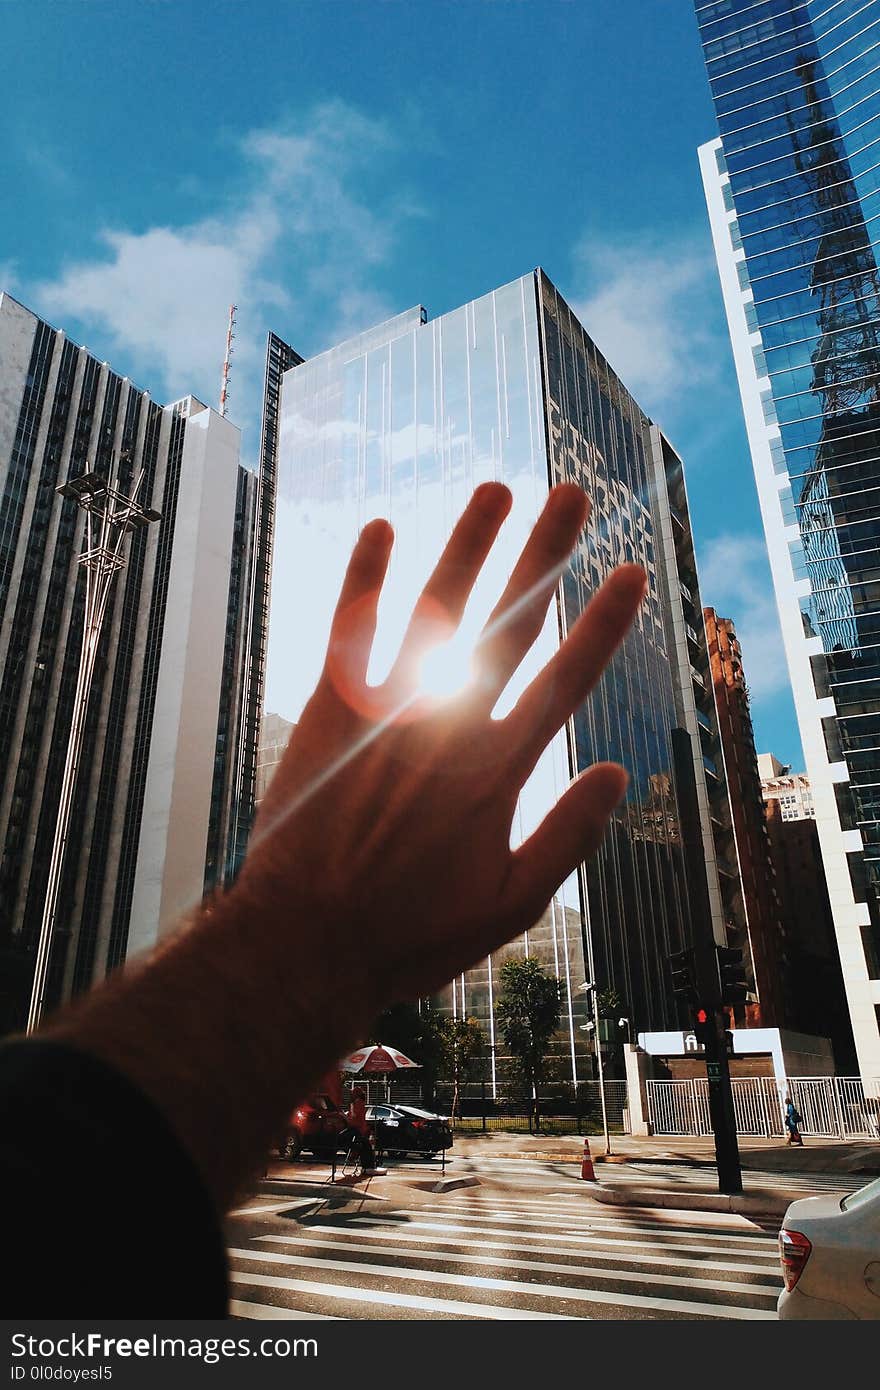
[365,1104,453,1157]
[279,1094,350,1161]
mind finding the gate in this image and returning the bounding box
[646,1076,880,1139]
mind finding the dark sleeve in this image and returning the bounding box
[0,1039,229,1317]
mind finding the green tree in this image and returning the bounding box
[438,1017,485,1127]
[494,957,561,1131]
[369,1001,445,1107]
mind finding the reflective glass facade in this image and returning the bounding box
[697,0,880,1071]
[269,271,721,1087]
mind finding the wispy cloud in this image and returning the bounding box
[30,101,415,455]
[569,231,725,422]
[697,532,788,699]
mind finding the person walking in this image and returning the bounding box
[785,1095,804,1146]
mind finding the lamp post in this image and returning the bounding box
[618,1017,631,1044]
[578,980,611,1157]
[26,460,161,1035]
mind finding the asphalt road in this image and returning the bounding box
[225,1155,795,1320]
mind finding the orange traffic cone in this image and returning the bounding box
[580,1137,597,1182]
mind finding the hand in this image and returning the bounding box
[240,481,646,1029]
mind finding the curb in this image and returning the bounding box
[586,1185,790,1220]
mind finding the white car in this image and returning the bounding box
[778,1174,880,1319]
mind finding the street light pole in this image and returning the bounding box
[579,980,611,1157]
[26,460,161,1035]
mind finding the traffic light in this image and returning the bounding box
[693,1006,715,1047]
[716,946,748,1005]
[668,947,696,1002]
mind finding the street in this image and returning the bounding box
[223,1151,818,1320]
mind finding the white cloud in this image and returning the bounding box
[569,232,724,418]
[697,531,789,699]
[30,102,415,455]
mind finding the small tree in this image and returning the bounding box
[439,1017,485,1127]
[494,958,561,1132]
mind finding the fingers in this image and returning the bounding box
[471,485,589,710]
[324,518,394,698]
[501,763,628,926]
[384,482,512,694]
[504,564,647,775]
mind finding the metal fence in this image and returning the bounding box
[646,1076,880,1139]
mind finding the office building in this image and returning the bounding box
[0,292,256,1032]
[704,608,788,1025]
[263,269,738,1088]
[255,711,294,807]
[759,752,816,819]
[696,0,880,1076]
[759,751,854,1061]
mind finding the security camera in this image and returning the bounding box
[578,981,595,993]
[579,1021,595,1032]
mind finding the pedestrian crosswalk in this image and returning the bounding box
[227,1189,782,1320]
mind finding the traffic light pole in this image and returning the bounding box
[671,728,742,1195]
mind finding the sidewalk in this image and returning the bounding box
[256,1131,880,1223]
[444,1130,880,1219]
[445,1129,880,1176]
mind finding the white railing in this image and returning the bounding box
[646,1076,880,1139]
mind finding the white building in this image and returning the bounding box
[699,140,880,1079]
[0,292,258,1031]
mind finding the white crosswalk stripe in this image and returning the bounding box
[228,1189,781,1321]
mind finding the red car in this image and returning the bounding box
[279,1094,350,1161]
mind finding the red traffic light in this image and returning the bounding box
[696,1008,709,1024]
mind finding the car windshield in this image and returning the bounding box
[840,1174,880,1212]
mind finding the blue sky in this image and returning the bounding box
[1,0,801,766]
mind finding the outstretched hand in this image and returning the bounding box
[40,480,647,1208]
[241,481,646,1027]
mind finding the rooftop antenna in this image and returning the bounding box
[219,303,236,417]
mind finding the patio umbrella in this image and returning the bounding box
[339,1044,421,1074]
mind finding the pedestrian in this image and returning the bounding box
[785,1095,804,1145]
[347,1090,377,1173]
[0,481,645,1314]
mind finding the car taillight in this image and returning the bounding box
[779,1228,812,1291]
[411,1119,426,1129]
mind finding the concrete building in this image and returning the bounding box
[759,753,816,820]
[704,608,788,1026]
[695,0,880,1078]
[255,711,294,807]
[0,291,257,1032]
[263,269,739,1091]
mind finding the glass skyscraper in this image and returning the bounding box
[264,269,738,1089]
[696,0,880,1075]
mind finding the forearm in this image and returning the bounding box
[40,881,367,1211]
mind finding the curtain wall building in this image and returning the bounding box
[0,292,258,1033]
[263,270,747,1088]
[695,0,880,1076]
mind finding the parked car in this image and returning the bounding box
[365,1103,453,1157]
[279,1094,350,1161]
[777,1174,880,1319]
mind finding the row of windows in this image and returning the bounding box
[720,46,880,152]
[710,7,880,108]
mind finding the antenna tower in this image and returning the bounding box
[219,303,237,417]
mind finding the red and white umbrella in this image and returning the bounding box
[339,1044,421,1075]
